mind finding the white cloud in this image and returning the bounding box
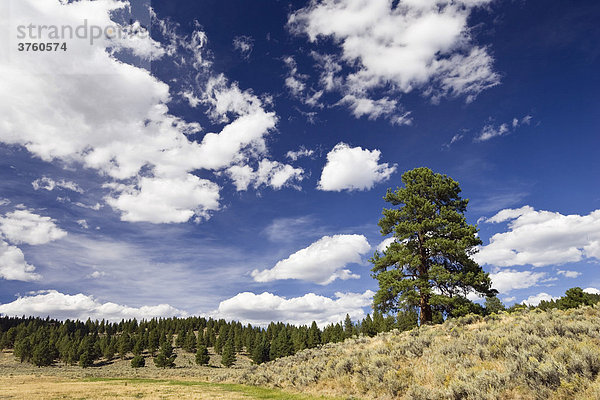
[475,115,533,142]
[32,177,84,193]
[286,146,315,161]
[318,143,396,191]
[74,202,102,211]
[289,0,499,121]
[443,133,465,149]
[0,239,40,281]
[76,219,89,229]
[475,206,600,267]
[0,210,67,245]
[251,234,371,285]
[233,35,254,59]
[0,290,188,321]
[584,288,600,295]
[489,269,547,293]
[226,159,304,191]
[503,296,516,303]
[337,95,412,125]
[0,0,285,224]
[376,237,395,253]
[105,174,220,224]
[557,270,582,278]
[283,56,323,108]
[476,123,509,141]
[211,290,374,327]
[90,271,106,279]
[522,292,558,307]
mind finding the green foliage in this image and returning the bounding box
[32,340,54,367]
[14,337,32,363]
[251,336,270,365]
[118,333,132,359]
[79,350,93,368]
[270,327,293,360]
[195,345,210,365]
[485,295,506,314]
[221,339,236,367]
[131,355,146,368]
[371,167,496,324]
[153,340,176,368]
[396,309,419,332]
[183,330,197,353]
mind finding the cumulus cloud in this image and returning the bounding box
[0,240,40,281]
[557,270,581,278]
[489,269,547,294]
[475,206,600,267]
[288,0,499,122]
[252,234,371,285]
[226,159,304,191]
[0,210,67,245]
[584,288,600,295]
[105,174,220,224]
[318,143,396,191]
[0,290,188,321]
[211,290,374,327]
[1,0,285,224]
[522,292,558,307]
[376,237,395,253]
[338,95,413,125]
[32,177,84,193]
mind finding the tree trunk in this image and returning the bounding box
[419,293,432,325]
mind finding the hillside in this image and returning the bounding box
[224,306,600,399]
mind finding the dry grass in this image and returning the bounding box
[225,306,600,399]
[0,350,336,399]
[0,375,248,399]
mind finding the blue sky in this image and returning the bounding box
[0,0,598,325]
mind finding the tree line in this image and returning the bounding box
[1,287,596,369]
[0,311,418,368]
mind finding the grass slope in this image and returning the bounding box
[227,306,600,399]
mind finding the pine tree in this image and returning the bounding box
[307,321,321,348]
[184,330,197,353]
[221,339,236,367]
[132,336,144,356]
[343,314,354,339]
[270,328,293,360]
[79,350,93,368]
[14,337,32,363]
[131,355,145,368]
[485,295,505,314]
[153,339,176,368]
[361,314,376,337]
[148,329,159,356]
[195,345,210,365]
[32,340,54,367]
[118,333,132,359]
[396,309,418,332]
[175,329,186,348]
[251,335,269,364]
[103,338,116,360]
[371,167,496,324]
